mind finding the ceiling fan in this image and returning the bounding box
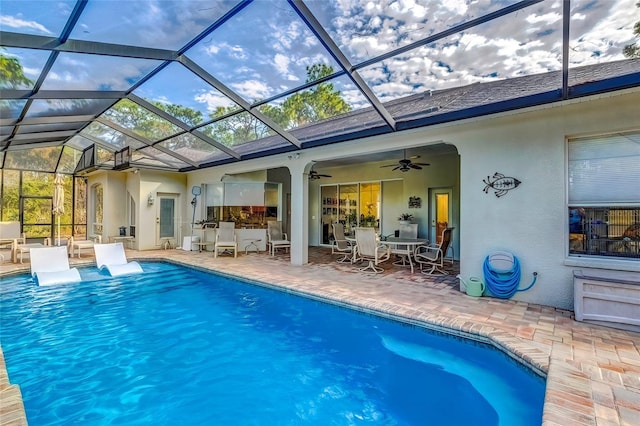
[308,164,332,180]
[380,150,430,172]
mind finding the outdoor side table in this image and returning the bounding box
[243,239,262,254]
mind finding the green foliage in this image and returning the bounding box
[624,2,640,58]
[152,101,204,127]
[207,64,351,145]
[0,50,33,89]
[1,170,86,239]
[205,109,273,146]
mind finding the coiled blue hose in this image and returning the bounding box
[483,253,538,299]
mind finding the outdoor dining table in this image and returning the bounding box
[346,236,428,274]
[382,237,429,274]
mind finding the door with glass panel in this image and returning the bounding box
[157,194,178,246]
[430,189,452,244]
[359,182,381,232]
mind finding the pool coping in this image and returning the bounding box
[1,251,639,425]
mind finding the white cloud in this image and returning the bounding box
[194,91,236,112]
[231,80,272,102]
[0,15,51,34]
[274,54,290,74]
[526,12,562,26]
[205,44,220,55]
[229,45,247,60]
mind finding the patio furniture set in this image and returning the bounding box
[335,223,454,275]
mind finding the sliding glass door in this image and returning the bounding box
[320,182,381,245]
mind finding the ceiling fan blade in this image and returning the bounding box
[380,164,398,168]
[318,174,332,178]
[392,166,401,171]
[413,162,430,166]
[409,164,422,169]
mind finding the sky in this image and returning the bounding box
[1,0,639,115]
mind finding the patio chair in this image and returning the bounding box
[267,221,290,256]
[331,222,354,263]
[94,242,143,276]
[68,235,101,258]
[354,227,391,273]
[30,245,81,286]
[214,222,237,258]
[414,227,454,275]
[392,223,418,266]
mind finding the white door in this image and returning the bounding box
[157,194,178,246]
[429,188,452,244]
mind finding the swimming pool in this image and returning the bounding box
[0,262,545,425]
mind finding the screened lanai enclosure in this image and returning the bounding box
[1,0,639,242]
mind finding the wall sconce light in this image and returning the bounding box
[147,193,155,206]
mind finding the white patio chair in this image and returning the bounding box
[414,227,454,275]
[267,221,290,256]
[30,245,81,286]
[214,222,237,258]
[331,222,354,263]
[94,242,143,276]
[354,227,391,273]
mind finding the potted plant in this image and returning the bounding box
[398,213,414,224]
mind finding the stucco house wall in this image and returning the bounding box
[408,89,639,309]
[87,172,126,241]
[140,171,187,251]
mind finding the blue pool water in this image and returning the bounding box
[0,262,545,425]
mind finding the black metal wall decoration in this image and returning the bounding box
[408,196,422,208]
[483,172,521,197]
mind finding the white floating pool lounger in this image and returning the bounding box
[30,246,82,286]
[94,242,143,276]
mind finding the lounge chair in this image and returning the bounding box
[94,242,143,276]
[331,223,354,263]
[354,227,391,273]
[267,221,290,256]
[68,235,102,258]
[214,222,237,258]
[414,227,454,275]
[30,246,81,286]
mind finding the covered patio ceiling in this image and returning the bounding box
[1,0,639,175]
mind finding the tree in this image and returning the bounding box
[206,64,352,146]
[623,2,640,58]
[278,64,351,129]
[204,108,273,146]
[0,49,33,89]
[152,101,204,128]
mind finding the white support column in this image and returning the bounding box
[288,160,309,265]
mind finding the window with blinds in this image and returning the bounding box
[568,132,640,259]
